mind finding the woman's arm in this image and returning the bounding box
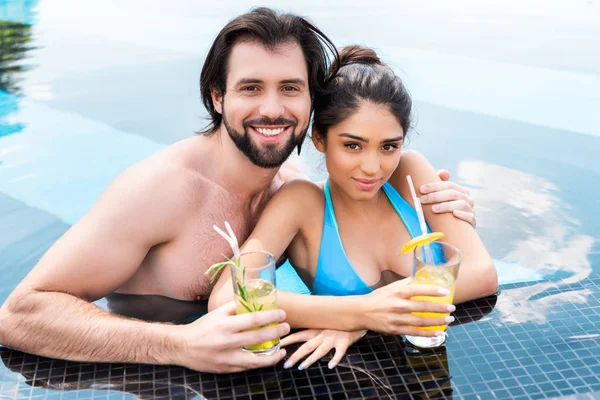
[208,179,310,310]
[390,150,498,303]
[208,180,367,330]
[207,180,455,334]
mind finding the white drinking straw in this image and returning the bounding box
[406,175,434,263]
[213,221,241,261]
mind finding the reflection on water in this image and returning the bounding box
[404,347,452,400]
[0,20,35,94]
[457,160,596,324]
[0,90,23,138]
[0,17,35,137]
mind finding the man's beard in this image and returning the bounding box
[222,110,307,169]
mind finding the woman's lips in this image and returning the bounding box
[353,178,379,190]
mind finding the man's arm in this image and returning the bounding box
[0,162,188,363]
[0,162,289,372]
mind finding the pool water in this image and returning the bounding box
[1,0,599,399]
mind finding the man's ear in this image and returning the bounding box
[311,127,326,153]
[211,86,223,114]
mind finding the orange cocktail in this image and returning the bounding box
[406,240,461,348]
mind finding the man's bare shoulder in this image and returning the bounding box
[103,141,208,222]
[277,160,308,182]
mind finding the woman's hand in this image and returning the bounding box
[280,328,367,370]
[421,169,477,228]
[361,279,456,335]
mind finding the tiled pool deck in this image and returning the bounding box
[1,275,599,399]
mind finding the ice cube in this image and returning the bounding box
[414,267,454,288]
[247,279,274,297]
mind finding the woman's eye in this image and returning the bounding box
[382,144,399,152]
[344,143,360,150]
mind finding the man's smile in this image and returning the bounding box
[248,125,292,142]
[254,126,287,136]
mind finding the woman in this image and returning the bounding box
[209,46,497,369]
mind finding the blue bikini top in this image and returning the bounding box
[312,180,442,296]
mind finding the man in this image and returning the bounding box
[0,8,476,373]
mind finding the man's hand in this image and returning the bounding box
[419,169,476,228]
[361,280,456,336]
[280,328,366,370]
[173,302,290,373]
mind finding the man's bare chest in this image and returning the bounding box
[145,206,263,300]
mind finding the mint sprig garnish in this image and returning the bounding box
[205,222,264,313]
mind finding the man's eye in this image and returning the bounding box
[344,143,360,150]
[283,86,299,92]
[242,86,259,92]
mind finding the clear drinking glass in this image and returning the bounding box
[230,250,280,354]
[405,241,461,349]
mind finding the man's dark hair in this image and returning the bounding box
[199,7,338,134]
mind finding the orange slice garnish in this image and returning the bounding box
[401,232,445,255]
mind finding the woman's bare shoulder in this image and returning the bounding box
[397,150,430,171]
[388,150,437,207]
[275,178,325,207]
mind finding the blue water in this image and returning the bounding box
[0,0,598,296]
[0,1,599,398]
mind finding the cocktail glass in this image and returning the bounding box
[231,250,280,354]
[405,241,461,349]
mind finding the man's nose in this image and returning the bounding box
[259,91,284,120]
